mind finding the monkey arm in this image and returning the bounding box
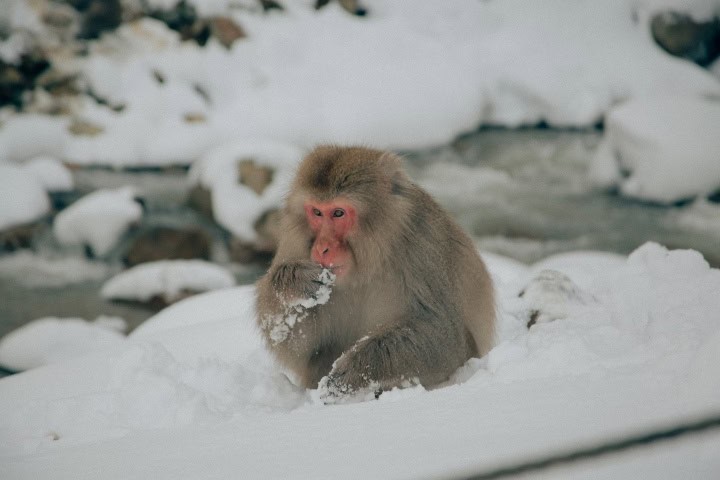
[320,313,473,400]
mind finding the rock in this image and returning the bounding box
[68,118,104,136]
[315,0,368,16]
[149,0,210,46]
[183,112,206,123]
[238,159,274,195]
[42,2,81,41]
[651,11,720,66]
[228,238,260,264]
[76,0,123,40]
[253,208,281,253]
[0,223,40,252]
[123,226,212,267]
[228,208,281,264]
[187,185,214,219]
[259,0,284,12]
[209,16,246,49]
[0,51,51,110]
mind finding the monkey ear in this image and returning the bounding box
[379,152,410,196]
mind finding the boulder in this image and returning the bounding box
[651,11,720,66]
[238,158,274,195]
[123,226,212,267]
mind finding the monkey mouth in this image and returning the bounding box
[330,264,348,278]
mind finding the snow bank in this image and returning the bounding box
[1,242,719,478]
[53,186,143,256]
[2,1,719,167]
[0,316,126,372]
[100,260,236,303]
[20,156,74,192]
[188,140,302,239]
[0,164,50,230]
[591,97,720,203]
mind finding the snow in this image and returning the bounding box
[1,1,719,168]
[1,242,719,478]
[0,115,69,162]
[0,164,50,230]
[0,316,126,372]
[100,260,236,303]
[53,186,143,256]
[590,96,720,203]
[0,252,110,288]
[20,156,74,192]
[188,140,302,240]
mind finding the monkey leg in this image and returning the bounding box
[321,318,472,400]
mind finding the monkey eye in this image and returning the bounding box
[332,209,345,218]
[312,208,322,217]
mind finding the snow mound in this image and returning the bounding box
[591,97,720,203]
[101,260,236,303]
[0,164,50,230]
[520,270,596,326]
[1,243,719,478]
[188,140,303,240]
[0,316,126,372]
[53,186,143,256]
[0,252,110,288]
[21,156,74,192]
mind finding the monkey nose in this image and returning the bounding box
[313,241,335,266]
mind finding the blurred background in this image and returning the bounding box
[0,0,719,373]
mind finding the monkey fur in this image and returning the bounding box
[256,146,494,400]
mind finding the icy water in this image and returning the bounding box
[2,129,720,371]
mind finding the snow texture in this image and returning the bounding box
[53,186,143,256]
[591,97,720,203]
[0,316,126,372]
[188,140,302,240]
[1,243,719,479]
[100,260,236,303]
[0,164,50,230]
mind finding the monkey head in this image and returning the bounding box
[287,145,411,284]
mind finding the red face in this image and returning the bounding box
[305,199,357,278]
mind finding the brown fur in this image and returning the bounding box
[255,146,495,397]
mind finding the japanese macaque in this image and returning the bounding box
[255,146,494,401]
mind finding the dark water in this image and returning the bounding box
[1,129,719,369]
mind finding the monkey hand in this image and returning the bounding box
[317,348,383,404]
[271,261,335,306]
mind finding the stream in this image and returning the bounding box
[2,128,719,357]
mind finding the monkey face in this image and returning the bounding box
[304,198,356,278]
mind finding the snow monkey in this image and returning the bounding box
[256,146,494,400]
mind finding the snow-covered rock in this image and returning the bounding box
[21,156,74,192]
[100,260,236,304]
[0,316,126,372]
[591,97,720,203]
[53,186,142,256]
[0,252,110,288]
[188,140,302,240]
[0,164,50,230]
[2,1,720,167]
